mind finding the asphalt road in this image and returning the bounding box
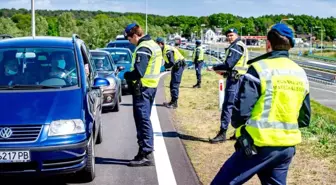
[309,81,336,109]
[7,74,200,185]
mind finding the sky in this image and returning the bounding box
[1,0,336,18]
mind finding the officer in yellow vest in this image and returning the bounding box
[192,40,204,88]
[156,37,185,109]
[211,23,311,185]
[123,23,163,167]
[209,28,249,144]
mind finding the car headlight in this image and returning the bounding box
[48,119,85,136]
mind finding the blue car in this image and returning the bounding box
[0,35,110,182]
[106,40,136,52]
[99,48,133,93]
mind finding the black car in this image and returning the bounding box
[90,50,124,112]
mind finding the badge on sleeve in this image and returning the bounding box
[136,56,141,63]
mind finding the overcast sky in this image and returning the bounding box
[1,0,336,18]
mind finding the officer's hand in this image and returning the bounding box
[124,71,130,80]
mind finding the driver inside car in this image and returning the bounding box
[95,59,107,70]
[49,54,72,84]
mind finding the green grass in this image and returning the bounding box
[164,70,336,185]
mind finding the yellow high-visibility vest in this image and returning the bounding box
[235,57,309,147]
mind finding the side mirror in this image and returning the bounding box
[93,77,110,89]
[117,66,125,71]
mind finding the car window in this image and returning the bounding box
[0,48,79,88]
[91,54,114,71]
[110,51,132,64]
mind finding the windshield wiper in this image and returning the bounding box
[0,84,62,90]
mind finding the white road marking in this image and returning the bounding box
[310,86,336,94]
[151,72,177,185]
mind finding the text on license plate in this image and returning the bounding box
[0,151,30,163]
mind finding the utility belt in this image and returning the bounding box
[221,70,243,80]
[126,79,143,96]
[173,59,186,70]
[234,125,258,158]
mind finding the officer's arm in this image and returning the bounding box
[298,94,311,128]
[231,66,261,128]
[164,50,175,69]
[124,47,152,81]
[213,45,243,71]
[194,48,200,62]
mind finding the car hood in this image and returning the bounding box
[98,71,115,78]
[0,88,83,125]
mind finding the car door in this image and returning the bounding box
[107,54,121,89]
[81,43,102,138]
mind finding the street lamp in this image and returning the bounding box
[145,0,148,35]
[280,18,294,23]
[31,0,35,37]
[315,26,325,54]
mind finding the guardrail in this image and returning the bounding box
[305,54,336,62]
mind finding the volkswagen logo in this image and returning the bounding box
[0,127,13,139]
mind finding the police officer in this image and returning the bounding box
[192,40,204,88]
[209,28,249,143]
[156,37,185,109]
[123,23,163,167]
[211,23,311,184]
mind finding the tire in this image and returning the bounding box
[119,88,122,103]
[76,136,95,182]
[96,122,103,144]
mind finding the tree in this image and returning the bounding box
[58,12,78,37]
[0,17,22,36]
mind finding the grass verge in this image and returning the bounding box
[164,70,336,185]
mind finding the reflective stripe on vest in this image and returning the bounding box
[163,45,184,64]
[223,41,249,74]
[131,40,163,88]
[235,57,309,147]
[192,46,204,61]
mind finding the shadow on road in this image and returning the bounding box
[156,131,210,143]
[1,176,68,185]
[95,157,131,166]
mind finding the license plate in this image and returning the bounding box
[0,151,30,163]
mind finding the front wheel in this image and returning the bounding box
[75,137,95,182]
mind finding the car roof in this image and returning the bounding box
[100,47,131,52]
[0,36,75,48]
[90,50,110,55]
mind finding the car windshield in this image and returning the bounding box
[91,54,113,71]
[0,48,78,88]
[110,51,131,64]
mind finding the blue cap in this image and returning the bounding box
[124,23,137,37]
[225,28,238,36]
[270,23,295,47]
[195,40,201,45]
[156,37,165,43]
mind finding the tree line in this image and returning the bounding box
[0,8,335,49]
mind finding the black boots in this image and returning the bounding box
[128,150,154,167]
[209,129,227,144]
[163,100,178,109]
[193,82,201,88]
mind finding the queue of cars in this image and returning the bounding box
[0,34,135,182]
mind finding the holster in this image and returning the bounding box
[234,125,258,158]
[133,80,142,96]
[173,60,186,70]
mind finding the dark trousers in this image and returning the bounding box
[211,146,296,185]
[170,65,184,101]
[220,77,241,130]
[194,61,204,83]
[132,87,157,152]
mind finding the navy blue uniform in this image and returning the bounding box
[213,38,244,131]
[193,46,204,85]
[164,49,184,102]
[124,35,156,153]
[211,51,311,185]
